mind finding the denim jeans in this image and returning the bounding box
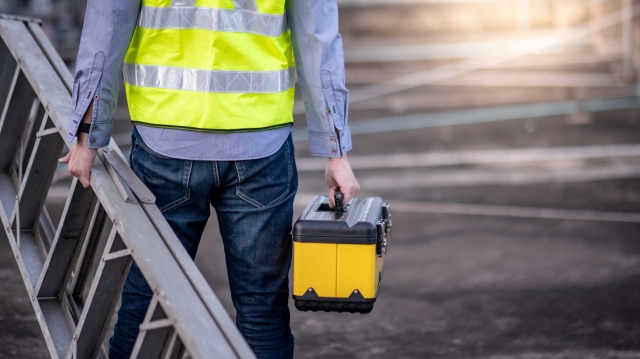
[108,128,297,359]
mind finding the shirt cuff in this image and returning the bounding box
[65,110,113,149]
[308,126,352,157]
[87,120,113,149]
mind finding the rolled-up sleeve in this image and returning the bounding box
[287,0,352,157]
[66,0,141,149]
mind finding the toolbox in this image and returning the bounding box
[292,192,391,314]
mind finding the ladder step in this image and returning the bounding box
[131,295,176,359]
[71,227,132,359]
[16,116,64,230]
[0,40,18,118]
[0,172,17,225]
[36,206,56,253]
[0,70,34,171]
[69,203,107,302]
[15,231,44,288]
[39,298,74,359]
[14,98,45,178]
[36,178,95,298]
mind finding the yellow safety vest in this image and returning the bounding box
[123,0,295,132]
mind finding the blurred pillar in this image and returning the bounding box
[623,0,634,81]
[515,0,530,31]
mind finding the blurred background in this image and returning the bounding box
[4,0,640,358]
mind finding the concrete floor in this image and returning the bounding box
[5,42,640,359]
[6,109,640,358]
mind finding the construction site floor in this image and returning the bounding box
[5,105,640,358]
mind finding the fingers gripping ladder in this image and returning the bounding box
[0,15,256,359]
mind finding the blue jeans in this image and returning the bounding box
[108,128,297,359]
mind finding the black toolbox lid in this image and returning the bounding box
[293,196,386,245]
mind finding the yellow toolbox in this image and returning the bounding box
[292,193,390,314]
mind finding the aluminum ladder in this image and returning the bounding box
[0,14,256,359]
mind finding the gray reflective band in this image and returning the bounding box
[138,5,288,37]
[123,63,295,94]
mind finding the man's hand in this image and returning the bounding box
[59,100,97,188]
[325,154,360,208]
[59,132,98,188]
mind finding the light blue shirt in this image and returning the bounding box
[66,0,352,159]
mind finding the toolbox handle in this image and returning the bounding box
[334,190,346,212]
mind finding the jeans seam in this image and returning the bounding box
[159,160,192,213]
[234,161,244,182]
[213,161,220,189]
[285,139,292,186]
[234,139,292,208]
[235,189,264,208]
[131,140,140,162]
[184,160,192,188]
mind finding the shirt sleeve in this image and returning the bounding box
[66,0,141,149]
[287,0,353,158]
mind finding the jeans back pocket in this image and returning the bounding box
[234,138,292,208]
[131,136,192,213]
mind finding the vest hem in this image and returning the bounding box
[130,120,293,133]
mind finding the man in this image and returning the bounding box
[59,0,359,358]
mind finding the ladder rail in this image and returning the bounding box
[0,14,256,359]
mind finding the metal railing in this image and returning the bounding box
[0,14,256,359]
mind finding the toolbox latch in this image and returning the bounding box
[376,220,388,257]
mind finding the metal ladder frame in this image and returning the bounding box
[0,14,256,359]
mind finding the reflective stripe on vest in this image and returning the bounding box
[124,0,295,132]
[124,63,295,93]
[138,6,287,36]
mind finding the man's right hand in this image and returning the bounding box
[325,154,360,209]
[59,132,98,188]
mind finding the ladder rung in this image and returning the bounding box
[0,172,17,232]
[39,298,74,359]
[162,330,185,359]
[36,205,56,252]
[0,41,18,122]
[70,227,132,359]
[14,98,44,177]
[36,178,95,298]
[131,294,174,359]
[0,70,34,171]
[69,203,107,301]
[15,230,45,288]
[17,116,64,230]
